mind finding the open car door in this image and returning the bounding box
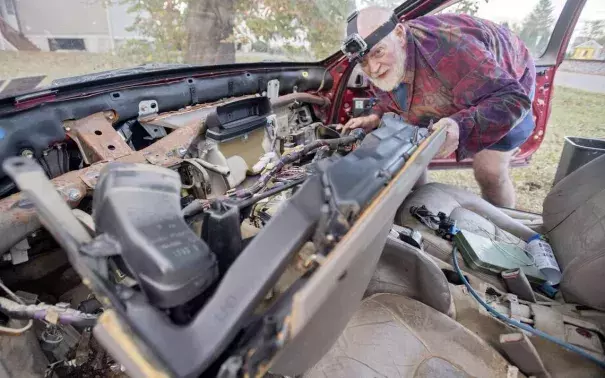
[324,0,587,169]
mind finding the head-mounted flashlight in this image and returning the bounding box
[341,10,399,63]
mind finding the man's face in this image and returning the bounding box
[358,29,406,92]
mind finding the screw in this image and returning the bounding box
[64,126,71,132]
[177,147,187,157]
[68,189,81,201]
[21,149,34,158]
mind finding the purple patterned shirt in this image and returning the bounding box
[369,14,536,160]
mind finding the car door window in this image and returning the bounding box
[566,0,605,61]
[431,0,567,58]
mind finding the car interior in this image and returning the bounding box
[0,0,603,377]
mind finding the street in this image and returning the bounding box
[554,71,605,94]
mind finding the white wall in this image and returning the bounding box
[108,2,139,39]
[16,0,143,53]
[17,0,108,35]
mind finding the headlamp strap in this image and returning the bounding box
[346,12,399,56]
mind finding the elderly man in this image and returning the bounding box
[339,6,536,208]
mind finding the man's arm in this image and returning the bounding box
[422,15,533,160]
[338,83,400,133]
[337,84,391,133]
[447,52,532,160]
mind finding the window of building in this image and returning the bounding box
[48,38,86,51]
[5,0,16,15]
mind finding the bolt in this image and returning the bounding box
[64,126,71,132]
[242,133,249,141]
[177,147,187,157]
[326,234,335,243]
[68,189,81,201]
[21,149,34,158]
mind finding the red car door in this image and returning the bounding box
[323,0,587,169]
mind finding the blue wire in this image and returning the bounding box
[451,246,605,369]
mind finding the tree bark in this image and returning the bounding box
[185,0,235,65]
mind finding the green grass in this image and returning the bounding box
[1,52,603,213]
[430,87,605,213]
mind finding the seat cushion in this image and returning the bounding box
[304,293,515,378]
[397,183,536,243]
[396,183,537,290]
[543,154,605,311]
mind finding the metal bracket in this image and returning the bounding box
[5,238,30,265]
[139,100,167,139]
[141,124,168,139]
[138,100,159,117]
[267,79,280,100]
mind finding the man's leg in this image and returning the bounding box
[472,148,516,208]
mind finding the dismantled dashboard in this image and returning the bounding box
[0,70,444,378]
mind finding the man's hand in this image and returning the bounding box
[337,114,381,134]
[430,117,460,158]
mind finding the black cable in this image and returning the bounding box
[236,178,305,209]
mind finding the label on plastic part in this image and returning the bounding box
[526,235,562,285]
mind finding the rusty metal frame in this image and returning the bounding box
[0,101,216,254]
[0,92,330,254]
[64,111,132,164]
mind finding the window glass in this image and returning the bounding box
[48,38,86,52]
[566,0,605,60]
[433,0,567,58]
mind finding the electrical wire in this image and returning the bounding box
[0,280,33,336]
[452,246,605,369]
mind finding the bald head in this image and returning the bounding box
[356,6,398,39]
[346,6,407,92]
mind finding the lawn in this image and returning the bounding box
[430,86,605,213]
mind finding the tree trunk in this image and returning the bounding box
[185,0,235,65]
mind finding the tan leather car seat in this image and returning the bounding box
[304,293,516,377]
[396,154,605,311]
[542,153,605,310]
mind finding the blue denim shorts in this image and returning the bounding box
[487,110,536,151]
[488,88,536,152]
